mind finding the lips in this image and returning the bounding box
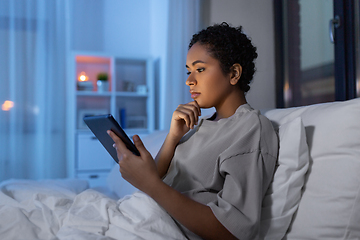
[190,90,200,99]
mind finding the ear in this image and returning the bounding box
[229,63,242,85]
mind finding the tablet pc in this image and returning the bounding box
[83,114,140,163]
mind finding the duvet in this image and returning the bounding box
[0,179,186,240]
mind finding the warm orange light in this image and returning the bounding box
[78,71,88,82]
[284,81,292,104]
[2,100,14,111]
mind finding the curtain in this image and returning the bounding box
[0,0,69,181]
[159,0,203,129]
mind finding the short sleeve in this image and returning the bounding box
[208,151,276,239]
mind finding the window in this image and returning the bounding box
[274,0,358,108]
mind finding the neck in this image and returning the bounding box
[214,90,247,121]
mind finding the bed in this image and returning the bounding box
[1,98,359,239]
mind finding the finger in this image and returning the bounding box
[132,135,151,157]
[184,102,201,123]
[178,104,199,128]
[193,100,202,117]
[174,109,193,128]
[107,130,130,154]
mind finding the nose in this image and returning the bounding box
[186,74,197,86]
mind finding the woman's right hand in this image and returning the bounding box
[154,101,201,178]
[168,101,201,142]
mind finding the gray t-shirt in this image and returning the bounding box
[163,104,278,239]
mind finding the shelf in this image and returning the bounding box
[76,91,148,97]
[115,92,148,97]
[67,52,155,186]
[77,91,112,97]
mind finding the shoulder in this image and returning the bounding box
[226,104,265,128]
[219,104,278,160]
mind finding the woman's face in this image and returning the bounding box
[185,43,234,109]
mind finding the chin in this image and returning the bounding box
[200,106,213,109]
[197,102,212,109]
[194,98,212,109]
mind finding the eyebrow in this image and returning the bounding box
[186,60,205,68]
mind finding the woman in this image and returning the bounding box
[108,22,278,240]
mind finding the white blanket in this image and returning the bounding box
[0,179,186,240]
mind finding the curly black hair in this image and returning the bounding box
[189,22,258,92]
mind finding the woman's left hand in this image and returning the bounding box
[107,130,161,192]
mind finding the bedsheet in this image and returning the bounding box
[0,179,186,240]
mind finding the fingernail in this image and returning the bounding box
[107,130,110,135]
[133,135,139,141]
[113,143,116,148]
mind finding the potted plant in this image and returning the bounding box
[96,72,109,92]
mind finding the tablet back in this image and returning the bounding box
[83,114,140,163]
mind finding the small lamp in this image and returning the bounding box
[78,71,88,82]
[77,72,93,91]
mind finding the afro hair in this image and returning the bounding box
[189,22,258,92]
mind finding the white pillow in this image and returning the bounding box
[264,98,360,239]
[106,130,168,198]
[260,117,309,239]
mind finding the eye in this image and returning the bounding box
[186,71,191,75]
[197,68,205,73]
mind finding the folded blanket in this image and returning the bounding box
[0,179,186,240]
